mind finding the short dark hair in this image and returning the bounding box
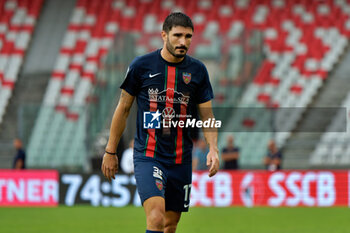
[162,12,194,33]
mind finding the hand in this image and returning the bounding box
[101,153,119,181]
[206,150,219,177]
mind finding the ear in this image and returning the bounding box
[161,30,167,42]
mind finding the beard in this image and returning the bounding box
[166,38,187,58]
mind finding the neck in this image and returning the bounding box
[160,48,184,63]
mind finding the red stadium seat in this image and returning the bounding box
[30,0,350,169]
[290,84,303,95]
[0,0,43,123]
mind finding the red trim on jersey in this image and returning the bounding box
[145,100,158,158]
[175,102,187,164]
[165,66,179,163]
[165,66,185,163]
[165,66,184,164]
[165,66,176,108]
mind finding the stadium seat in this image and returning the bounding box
[0,0,43,123]
[26,0,350,169]
[311,92,350,166]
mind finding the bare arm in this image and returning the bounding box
[102,90,135,181]
[15,159,24,169]
[272,157,281,166]
[105,90,135,152]
[192,157,198,171]
[197,100,219,177]
[264,156,270,166]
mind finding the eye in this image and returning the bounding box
[186,34,192,39]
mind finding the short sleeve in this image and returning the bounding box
[120,59,141,96]
[195,64,214,104]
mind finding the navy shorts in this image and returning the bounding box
[134,158,192,212]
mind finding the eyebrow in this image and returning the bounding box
[173,32,193,37]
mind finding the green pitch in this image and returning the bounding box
[1,206,350,233]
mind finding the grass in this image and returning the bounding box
[1,206,350,233]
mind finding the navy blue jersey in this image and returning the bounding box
[120,49,213,165]
[222,147,240,170]
[266,150,283,170]
[13,149,26,169]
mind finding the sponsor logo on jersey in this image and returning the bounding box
[148,88,190,105]
[149,72,161,78]
[162,107,175,120]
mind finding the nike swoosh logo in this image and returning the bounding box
[184,203,189,208]
[149,73,161,78]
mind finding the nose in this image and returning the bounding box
[179,36,186,46]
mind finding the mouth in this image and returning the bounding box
[176,47,187,51]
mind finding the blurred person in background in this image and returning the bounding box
[192,138,209,171]
[221,135,240,170]
[13,138,26,169]
[121,139,134,174]
[264,139,282,171]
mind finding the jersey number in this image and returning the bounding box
[183,184,192,207]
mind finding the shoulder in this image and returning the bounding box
[185,55,207,70]
[131,50,158,68]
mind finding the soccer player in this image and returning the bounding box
[101,12,219,233]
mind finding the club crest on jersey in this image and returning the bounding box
[155,179,163,191]
[182,72,191,84]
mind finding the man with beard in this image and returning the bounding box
[102,12,219,233]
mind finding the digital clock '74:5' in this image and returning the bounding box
[60,174,141,207]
